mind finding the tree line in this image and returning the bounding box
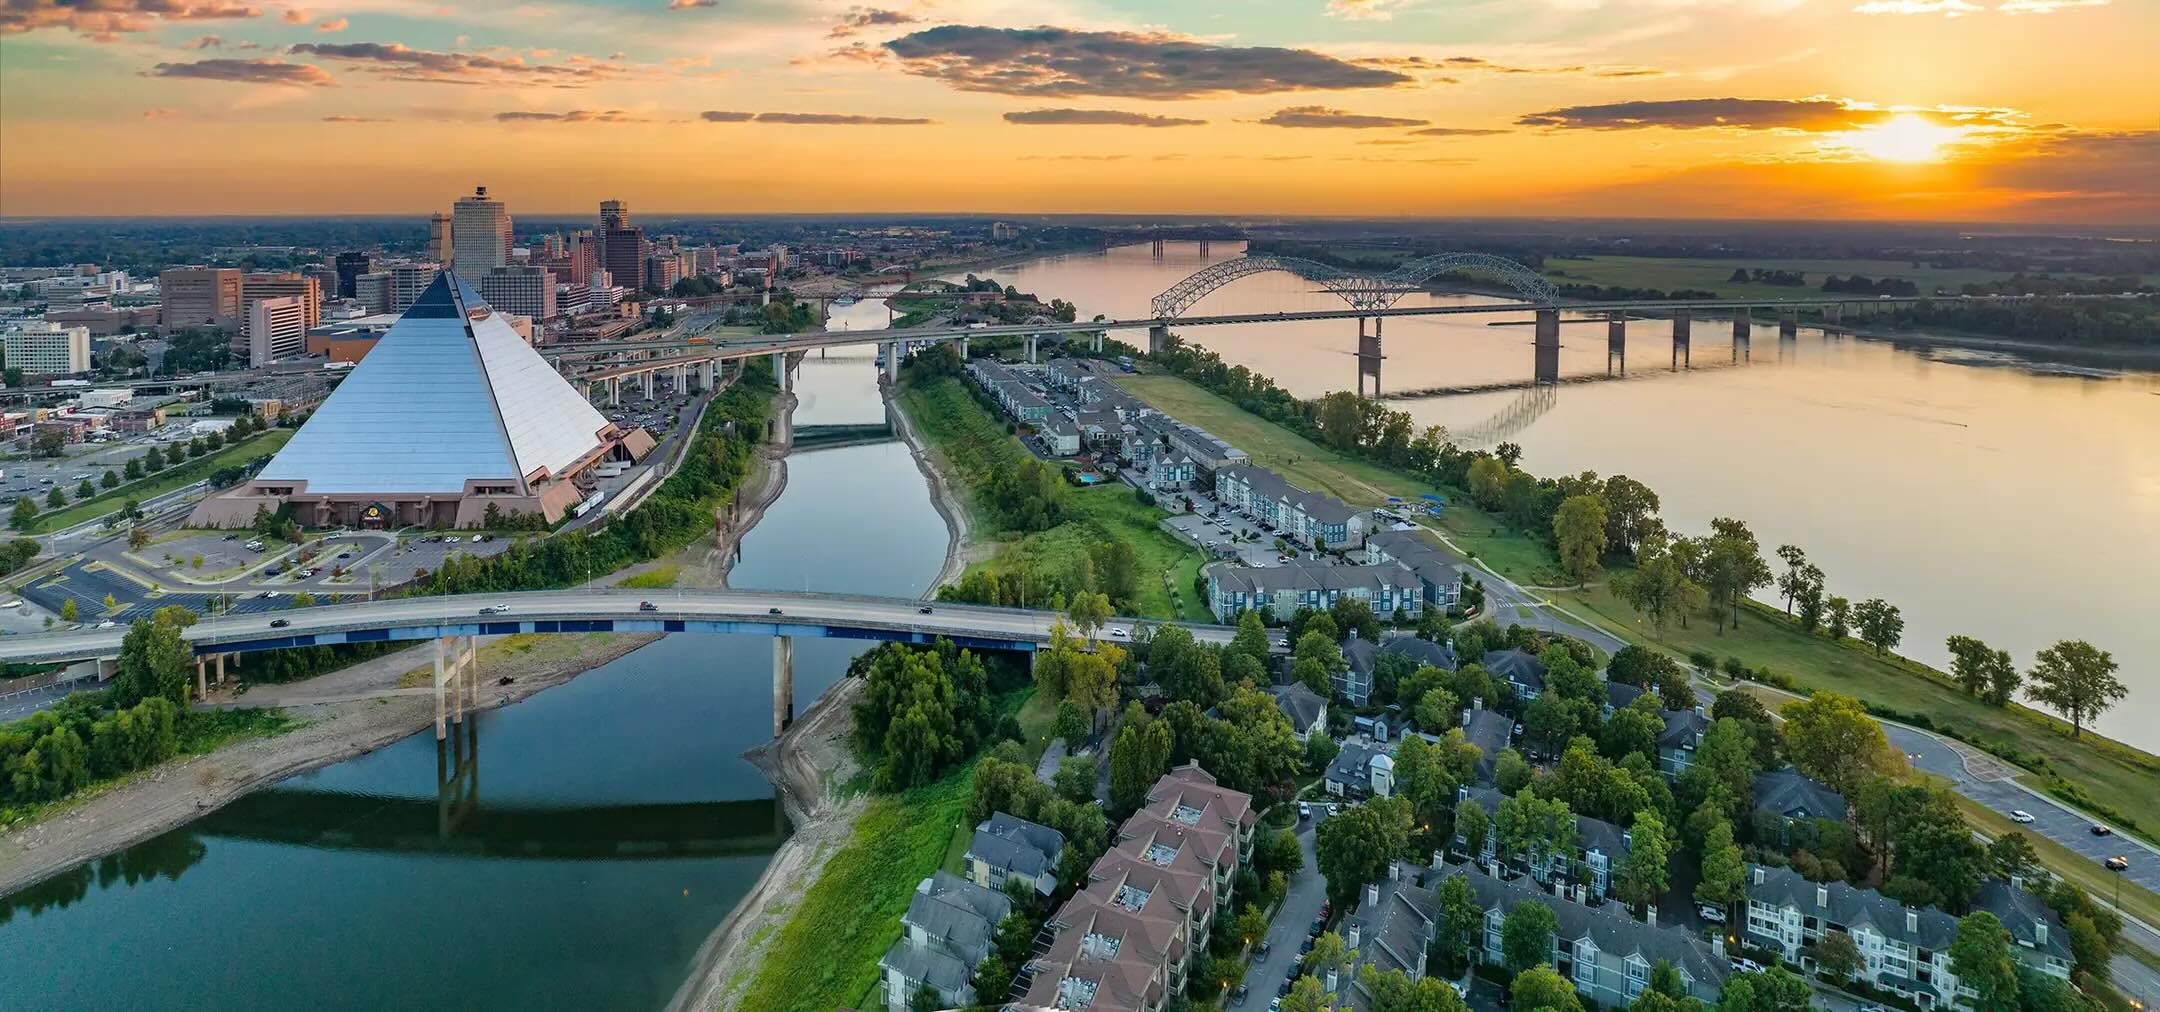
[12,412,272,531]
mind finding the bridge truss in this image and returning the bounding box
[1149,252,1557,320]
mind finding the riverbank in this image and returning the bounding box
[885,374,982,594]
[0,631,658,896]
[669,676,867,1012]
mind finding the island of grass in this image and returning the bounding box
[897,369,1213,623]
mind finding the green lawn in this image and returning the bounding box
[25,429,293,534]
[1123,370,2160,842]
[616,565,679,589]
[898,374,1213,623]
[732,769,974,1012]
[1542,255,2034,299]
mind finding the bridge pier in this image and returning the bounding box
[1091,332,1103,354]
[1732,308,1751,342]
[607,377,620,407]
[1025,334,1038,364]
[434,635,478,740]
[1672,312,1691,368]
[773,635,794,736]
[1148,324,1170,356]
[1356,317,1384,397]
[884,341,901,382]
[1533,309,1561,385]
[1198,239,1210,258]
[960,336,969,360]
[642,369,654,401]
[196,655,207,701]
[1607,312,1626,375]
[1779,309,1798,340]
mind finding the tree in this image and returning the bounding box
[1773,545,1809,615]
[123,458,144,481]
[1454,797,1490,861]
[1616,809,1672,909]
[115,612,194,708]
[1068,591,1112,638]
[1851,598,1903,654]
[1303,930,1354,985]
[1151,626,1224,708]
[1435,873,1484,971]
[1280,976,1329,1012]
[1501,471,1542,532]
[1714,968,1811,1012]
[143,445,165,470]
[1493,748,1534,796]
[1946,635,2013,700]
[1822,596,1851,641]
[1508,964,1582,1012]
[1500,902,1559,977]
[1600,698,1664,764]
[1779,692,1899,798]
[1467,457,1509,511]
[9,497,35,530]
[46,487,65,508]
[60,598,77,623]
[1699,519,1771,632]
[128,524,151,551]
[1227,610,1269,670]
[1291,630,1344,697]
[1600,475,1661,559]
[1054,701,1090,746]
[1552,494,1608,585]
[1988,832,2041,883]
[1360,964,1472,1012]
[1806,930,1863,982]
[100,470,119,489]
[1108,713,1171,813]
[1695,818,1745,909]
[1616,536,1703,640]
[1053,755,1096,804]
[1949,911,2021,1011]
[1316,795,1412,910]
[2023,639,2125,739]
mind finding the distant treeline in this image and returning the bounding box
[1822,275,1920,297]
[1873,298,2158,347]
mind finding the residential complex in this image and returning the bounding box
[877,872,1013,1012]
[1,320,92,375]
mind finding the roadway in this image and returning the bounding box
[0,588,1239,665]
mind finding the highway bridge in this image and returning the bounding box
[0,589,1236,737]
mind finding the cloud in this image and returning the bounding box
[1002,108,1205,127]
[288,41,628,86]
[314,16,345,32]
[881,25,1413,99]
[1850,0,1982,13]
[666,0,715,7]
[496,109,649,122]
[184,33,225,48]
[1019,154,1129,161]
[1325,0,1409,19]
[1995,0,2107,11]
[142,107,179,118]
[0,1,262,38]
[280,7,306,23]
[700,110,935,125]
[1257,105,1425,129]
[148,56,335,86]
[1408,126,1509,136]
[1517,97,1893,131]
[829,6,918,37]
[321,114,388,122]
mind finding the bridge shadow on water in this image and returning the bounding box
[0,719,787,926]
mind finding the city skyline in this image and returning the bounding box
[0,0,2155,223]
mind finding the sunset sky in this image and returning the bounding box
[1,0,2153,221]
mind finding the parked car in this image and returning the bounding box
[1698,904,1728,923]
[1255,941,1270,960]
[1231,984,1248,1006]
[1298,801,1310,820]
[270,619,290,628]
[2011,810,2035,823]
[1732,958,1763,974]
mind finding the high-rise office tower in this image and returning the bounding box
[451,186,511,276]
[159,266,244,335]
[334,251,373,298]
[430,213,454,265]
[600,200,628,232]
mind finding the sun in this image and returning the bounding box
[1833,113,1970,163]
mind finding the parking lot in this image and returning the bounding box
[0,419,233,507]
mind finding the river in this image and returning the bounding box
[960,241,2160,748]
[0,311,946,1010]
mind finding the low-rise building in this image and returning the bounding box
[1269,683,1329,742]
[1751,769,1848,842]
[965,812,1066,897]
[1327,737,1395,798]
[878,871,1013,1011]
[1657,709,1711,776]
[1200,560,1423,630]
[1458,864,1728,1006]
[1214,464,1368,549]
[1344,634,1458,710]
[1450,786,1631,900]
[1363,529,1465,611]
[1742,864,2071,1009]
[1460,704,1516,785]
[1480,648,1547,701]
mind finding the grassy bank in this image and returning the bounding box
[25,429,293,534]
[897,373,1212,622]
[1541,255,2039,299]
[1122,369,2160,840]
[731,769,973,1012]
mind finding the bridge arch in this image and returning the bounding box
[1150,252,1556,319]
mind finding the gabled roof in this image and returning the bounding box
[1604,681,1646,712]
[1746,863,1959,951]
[1752,769,1848,822]
[1461,709,1514,782]
[902,871,1012,966]
[968,812,1066,879]
[1480,649,1547,691]
[254,272,610,494]
[1973,879,2073,962]
[1451,864,1729,986]
[1659,709,1711,750]
[1382,635,1457,671]
[1270,683,1328,730]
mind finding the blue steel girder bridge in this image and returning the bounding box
[0,589,1239,740]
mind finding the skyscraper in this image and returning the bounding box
[430,212,454,266]
[596,200,645,291]
[159,266,244,335]
[451,186,511,277]
[245,296,308,366]
[240,273,323,356]
[599,200,628,232]
[334,251,373,298]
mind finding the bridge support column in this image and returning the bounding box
[1356,317,1384,397]
[1533,309,1561,384]
[1732,309,1752,361]
[434,637,448,740]
[773,635,795,736]
[642,370,654,401]
[1672,312,1691,368]
[1607,312,1626,375]
[1148,324,1170,356]
[1198,239,1210,258]
[884,341,901,382]
[701,359,716,390]
[215,652,225,686]
[607,377,620,407]
[196,656,207,701]
[960,336,969,360]
[1779,309,1798,340]
[674,364,687,392]
[1091,332,1103,354]
[1026,335,1038,364]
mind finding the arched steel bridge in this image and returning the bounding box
[1150,252,1557,319]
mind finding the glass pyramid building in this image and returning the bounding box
[188,273,655,529]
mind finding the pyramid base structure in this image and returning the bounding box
[186,272,660,531]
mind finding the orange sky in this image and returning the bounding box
[1,0,2154,221]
